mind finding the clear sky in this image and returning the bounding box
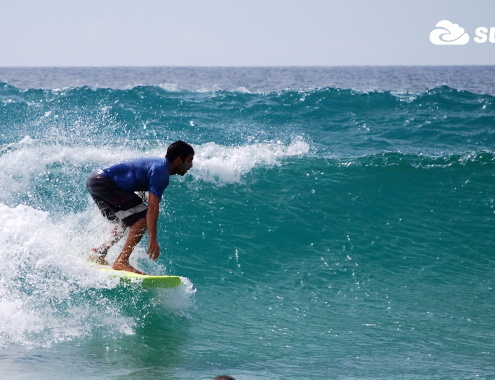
[1,0,494,66]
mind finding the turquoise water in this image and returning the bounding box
[0,67,494,379]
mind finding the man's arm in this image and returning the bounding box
[146,193,161,260]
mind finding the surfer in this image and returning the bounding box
[86,140,194,274]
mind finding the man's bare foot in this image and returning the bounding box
[88,254,110,265]
[88,248,110,266]
[112,261,146,275]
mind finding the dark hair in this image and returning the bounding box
[213,376,236,380]
[166,140,194,161]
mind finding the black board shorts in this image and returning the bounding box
[86,172,147,227]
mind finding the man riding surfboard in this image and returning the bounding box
[86,140,194,274]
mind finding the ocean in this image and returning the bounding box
[0,66,494,380]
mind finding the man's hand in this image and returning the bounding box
[147,237,160,261]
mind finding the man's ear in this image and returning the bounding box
[172,156,183,167]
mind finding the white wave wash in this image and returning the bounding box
[0,202,196,348]
[0,203,123,347]
[191,138,310,184]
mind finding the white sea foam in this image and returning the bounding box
[191,137,310,184]
[0,203,124,347]
[0,202,195,348]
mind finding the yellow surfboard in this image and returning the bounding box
[95,265,182,288]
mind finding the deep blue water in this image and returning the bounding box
[0,67,494,379]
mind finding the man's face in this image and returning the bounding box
[175,154,194,176]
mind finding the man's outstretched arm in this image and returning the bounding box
[147,193,161,261]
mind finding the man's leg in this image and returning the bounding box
[112,217,147,274]
[86,174,148,273]
[89,224,127,265]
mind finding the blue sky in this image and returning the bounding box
[1,0,494,66]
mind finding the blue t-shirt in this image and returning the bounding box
[98,157,170,199]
